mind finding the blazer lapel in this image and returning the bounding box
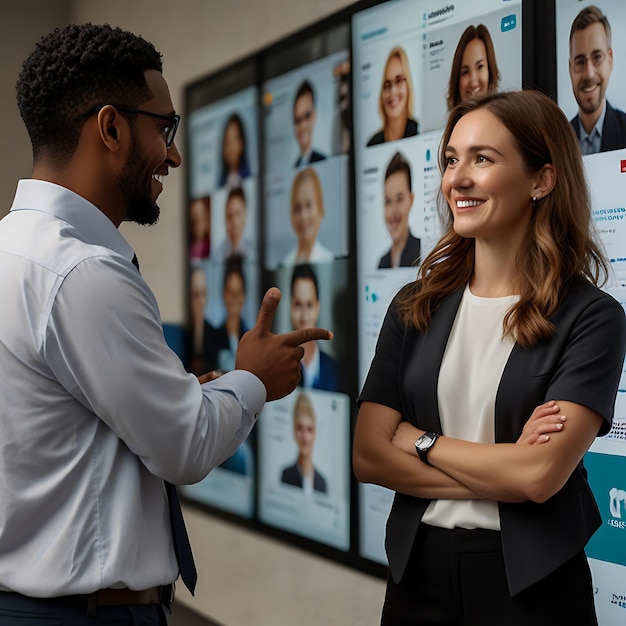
[401,286,464,432]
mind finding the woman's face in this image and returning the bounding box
[382,55,409,123]
[459,38,490,102]
[384,171,414,245]
[441,108,536,246]
[223,272,245,318]
[190,269,207,324]
[294,412,316,457]
[223,121,243,172]
[190,199,209,241]
[291,177,322,247]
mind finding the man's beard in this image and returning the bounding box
[119,130,160,226]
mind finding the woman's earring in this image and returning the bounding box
[532,196,538,210]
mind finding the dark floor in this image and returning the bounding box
[169,601,224,626]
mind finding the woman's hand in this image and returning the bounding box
[516,400,566,445]
[391,421,424,456]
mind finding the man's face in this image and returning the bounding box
[293,92,316,154]
[290,277,320,332]
[569,22,613,116]
[122,70,181,225]
[225,195,247,247]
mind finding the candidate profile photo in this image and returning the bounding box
[280,392,327,494]
[214,186,255,262]
[184,265,214,376]
[205,254,249,373]
[188,196,211,261]
[367,46,419,147]
[290,263,339,392]
[378,151,420,270]
[446,24,500,111]
[293,79,326,168]
[218,112,251,188]
[281,167,333,266]
[568,5,626,154]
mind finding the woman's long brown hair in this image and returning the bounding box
[397,89,608,349]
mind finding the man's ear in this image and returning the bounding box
[96,105,124,153]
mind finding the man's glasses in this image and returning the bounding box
[84,105,180,147]
[571,50,608,74]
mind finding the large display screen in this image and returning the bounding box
[555,0,626,286]
[352,0,524,565]
[257,22,354,551]
[555,6,626,617]
[182,59,261,519]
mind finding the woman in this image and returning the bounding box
[188,196,211,260]
[281,167,333,266]
[218,112,251,188]
[447,24,500,111]
[354,90,625,624]
[281,392,327,494]
[378,151,421,269]
[367,46,419,146]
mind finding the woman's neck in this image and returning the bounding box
[384,115,408,142]
[296,240,315,262]
[390,230,410,267]
[297,455,314,479]
[471,239,521,297]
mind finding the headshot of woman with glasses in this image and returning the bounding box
[367,46,419,147]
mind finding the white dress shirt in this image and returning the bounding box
[0,180,266,597]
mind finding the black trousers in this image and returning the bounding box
[0,592,168,625]
[381,524,598,626]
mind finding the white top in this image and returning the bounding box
[0,180,266,597]
[281,240,334,266]
[423,284,517,530]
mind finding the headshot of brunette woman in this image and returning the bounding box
[446,24,500,111]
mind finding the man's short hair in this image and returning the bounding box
[290,263,319,301]
[385,151,412,192]
[294,80,316,111]
[569,5,612,49]
[16,23,162,163]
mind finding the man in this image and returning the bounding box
[0,23,331,625]
[215,186,255,261]
[293,80,326,168]
[568,5,626,155]
[290,263,339,392]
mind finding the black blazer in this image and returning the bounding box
[378,232,421,269]
[570,99,626,153]
[359,280,625,595]
[294,150,326,168]
[367,118,419,147]
[281,463,327,493]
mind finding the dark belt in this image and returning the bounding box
[47,583,175,610]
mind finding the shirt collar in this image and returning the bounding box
[579,101,606,144]
[10,179,135,263]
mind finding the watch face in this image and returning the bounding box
[416,433,434,450]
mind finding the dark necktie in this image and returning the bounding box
[130,252,198,594]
